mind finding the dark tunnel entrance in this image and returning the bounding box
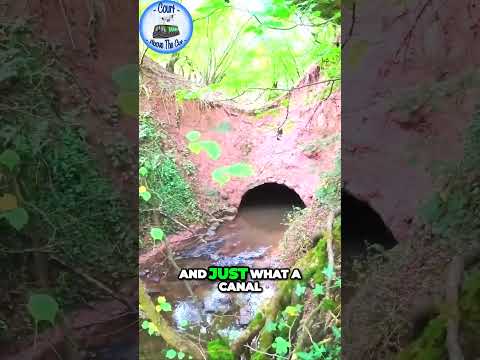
[236,183,306,231]
[342,190,398,303]
[239,183,306,210]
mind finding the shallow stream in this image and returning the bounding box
[140,184,305,356]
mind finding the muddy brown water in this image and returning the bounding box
[140,203,298,356]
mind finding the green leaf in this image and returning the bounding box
[2,207,29,230]
[166,349,177,359]
[224,163,254,177]
[140,191,152,202]
[321,298,336,312]
[139,167,148,177]
[198,140,221,160]
[150,228,165,241]
[141,320,150,330]
[212,163,254,186]
[212,168,231,186]
[27,294,59,325]
[322,264,335,280]
[265,320,277,332]
[179,319,189,328]
[0,149,20,171]
[295,283,307,297]
[160,302,172,312]
[332,325,341,339]
[272,336,290,356]
[188,142,203,154]
[283,305,299,317]
[177,352,185,360]
[313,283,325,296]
[186,131,201,142]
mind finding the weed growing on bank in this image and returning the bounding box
[139,114,201,246]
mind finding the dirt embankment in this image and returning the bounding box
[140,60,340,211]
[343,0,480,242]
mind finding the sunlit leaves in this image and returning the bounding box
[150,228,165,242]
[27,294,59,326]
[266,320,277,332]
[272,336,291,356]
[322,264,335,280]
[185,131,222,160]
[156,296,172,312]
[186,130,201,142]
[295,283,307,297]
[189,141,222,160]
[141,320,160,336]
[139,186,152,202]
[313,283,325,296]
[212,163,254,186]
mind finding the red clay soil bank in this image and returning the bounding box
[343,1,480,241]
[141,64,340,209]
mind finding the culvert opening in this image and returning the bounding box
[236,183,305,231]
[239,183,306,210]
[342,190,398,303]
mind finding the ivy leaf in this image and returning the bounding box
[179,319,189,328]
[188,142,202,154]
[0,149,20,171]
[166,349,177,359]
[272,336,290,356]
[321,298,336,312]
[150,228,165,242]
[212,168,231,186]
[265,320,277,332]
[198,140,221,160]
[186,131,201,142]
[2,207,29,230]
[140,191,152,202]
[295,283,306,297]
[139,167,148,177]
[283,305,299,317]
[141,320,150,330]
[332,325,341,339]
[159,302,172,312]
[322,264,335,280]
[313,283,325,296]
[177,352,185,360]
[297,352,314,360]
[27,294,59,326]
[334,278,341,288]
